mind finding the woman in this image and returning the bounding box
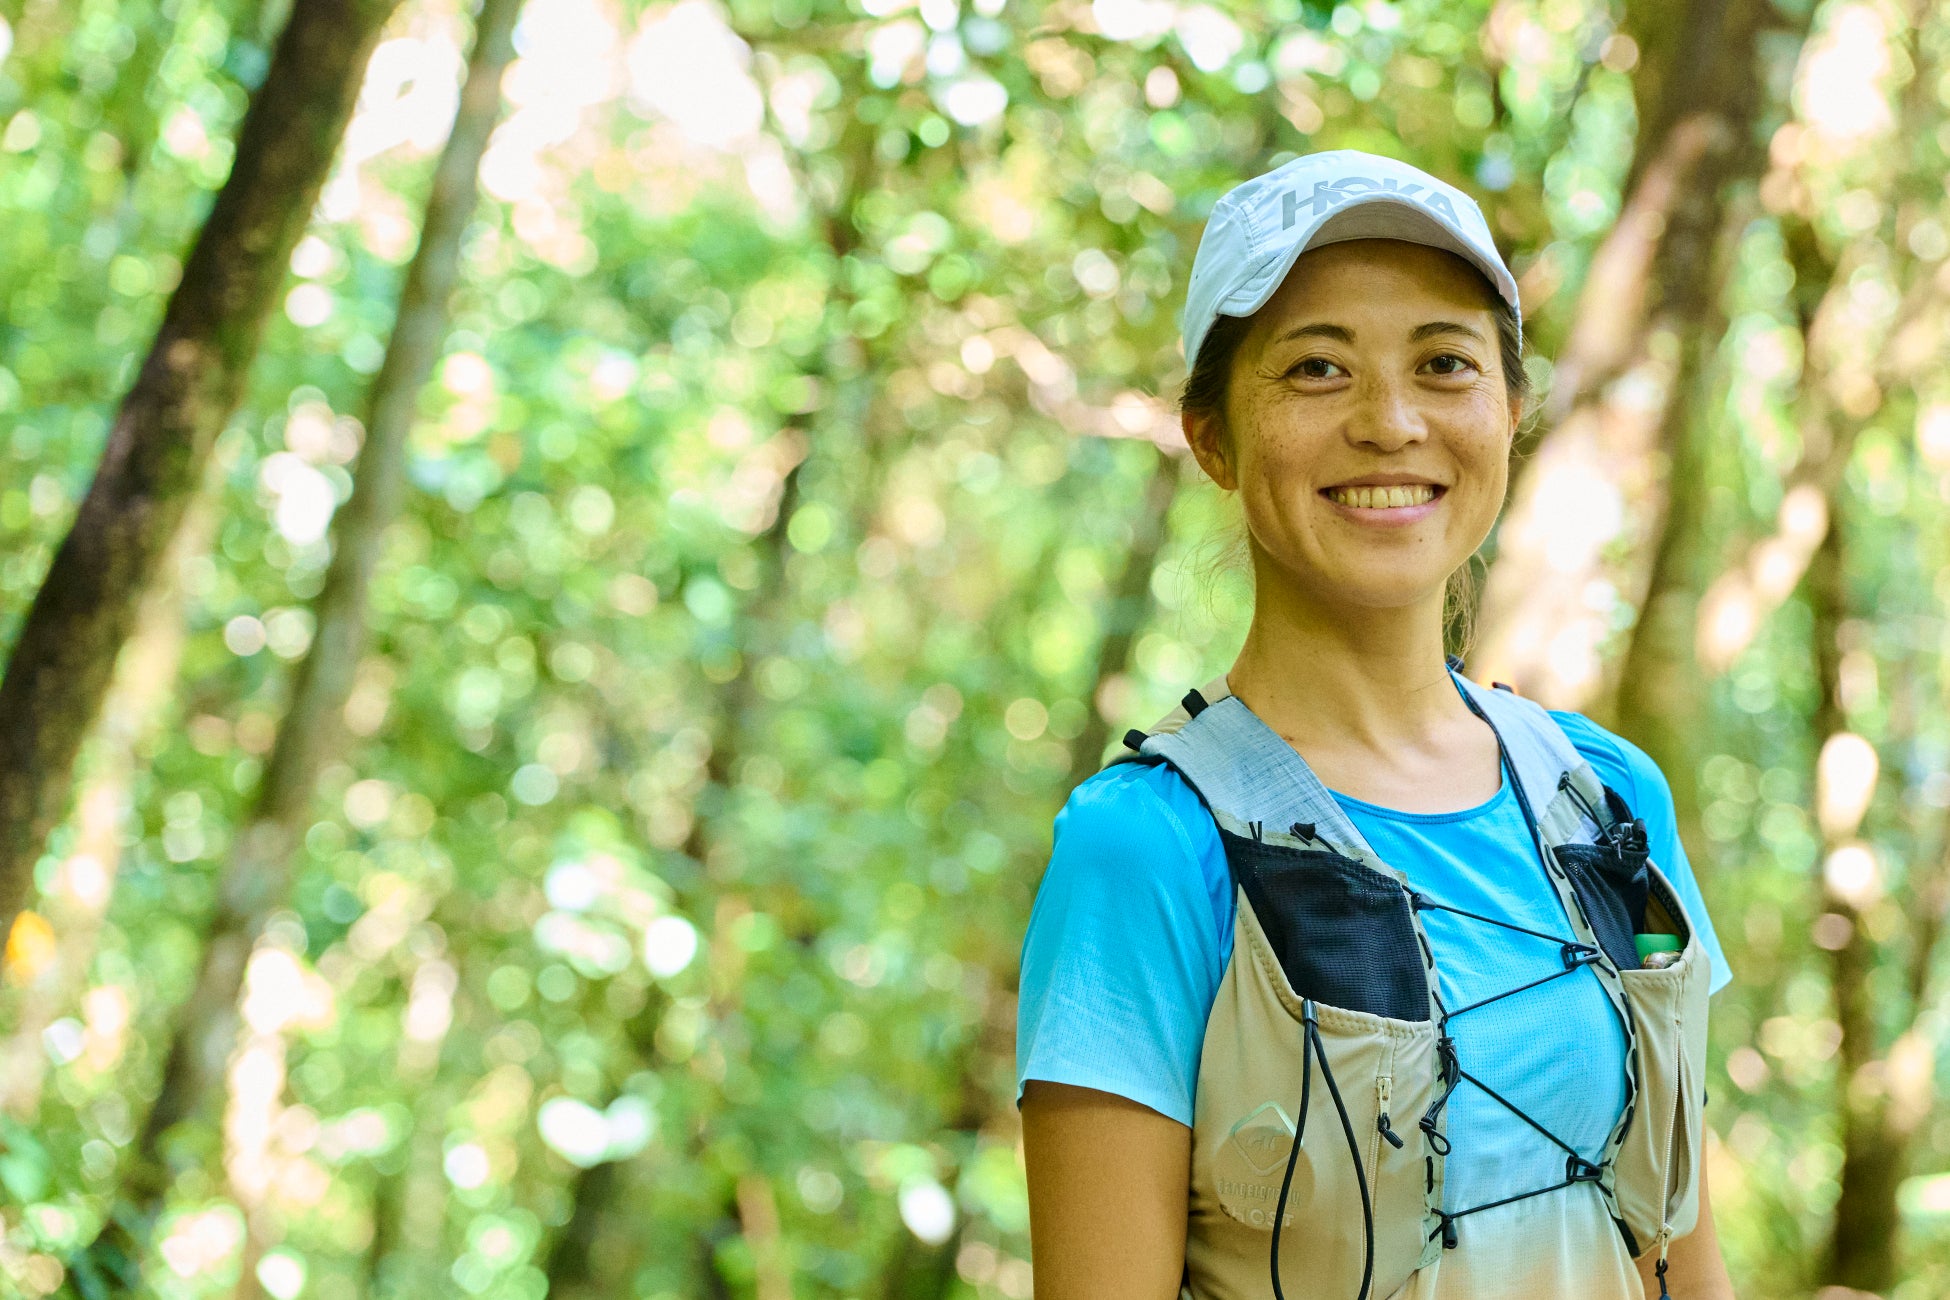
[1015,151,1738,1300]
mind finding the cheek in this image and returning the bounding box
[1451,393,1512,464]
[1233,404,1329,495]
[1467,437,1509,492]
[1451,415,1512,520]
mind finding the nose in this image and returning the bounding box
[1348,374,1429,452]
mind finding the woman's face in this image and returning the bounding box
[1188,238,1520,615]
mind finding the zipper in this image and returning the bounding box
[1376,1072,1404,1152]
[1367,1073,1386,1184]
[1364,1056,1406,1224]
[1368,1070,1406,1178]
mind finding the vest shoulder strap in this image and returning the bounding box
[1448,672,1593,824]
[1112,669,1601,852]
[1134,676,1377,858]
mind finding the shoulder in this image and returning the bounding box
[1054,759,1220,862]
[1043,760,1231,923]
[1546,709,1673,819]
[1020,759,1234,1125]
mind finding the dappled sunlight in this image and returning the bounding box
[1817,732,1879,841]
[7,0,1950,1296]
[1697,484,1829,671]
[323,17,468,224]
[1796,3,1896,147]
[629,2,764,149]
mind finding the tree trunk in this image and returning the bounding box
[1803,503,1897,1289]
[0,0,402,938]
[0,499,213,1118]
[1468,0,1794,708]
[1678,235,1945,682]
[1616,43,1946,1254]
[537,986,665,1294]
[1597,197,1740,829]
[364,1077,458,1299]
[74,0,516,1273]
[1813,479,1945,1286]
[878,1226,960,1300]
[542,1159,621,1293]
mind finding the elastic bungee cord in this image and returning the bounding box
[1270,1001,1374,1300]
[1407,870,1613,1246]
[1261,712,1639,1288]
[1267,1005,1313,1298]
[1413,695,1642,1249]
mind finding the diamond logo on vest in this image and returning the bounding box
[1215,1100,1299,1230]
[1226,1100,1296,1177]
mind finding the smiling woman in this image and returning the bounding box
[1185,240,1519,634]
[1016,152,1736,1300]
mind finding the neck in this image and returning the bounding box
[1226,559,1466,753]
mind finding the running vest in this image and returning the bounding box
[1114,667,1711,1300]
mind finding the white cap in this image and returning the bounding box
[1181,150,1520,372]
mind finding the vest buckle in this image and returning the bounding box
[1565,1154,1603,1183]
[1560,942,1600,970]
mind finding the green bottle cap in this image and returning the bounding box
[1635,933,1681,959]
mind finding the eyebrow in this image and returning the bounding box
[1410,321,1487,343]
[1270,323,1353,345]
[1268,321,1488,346]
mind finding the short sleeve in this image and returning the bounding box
[1551,711,1734,996]
[1014,762,1233,1127]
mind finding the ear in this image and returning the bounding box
[1182,408,1237,491]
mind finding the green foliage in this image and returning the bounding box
[6,0,1950,1296]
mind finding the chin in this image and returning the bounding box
[1252,537,1463,610]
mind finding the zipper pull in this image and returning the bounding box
[1654,1256,1671,1300]
[1376,1076,1405,1148]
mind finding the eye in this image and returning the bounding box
[1287,357,1346,381]
[1423,353,1478,376]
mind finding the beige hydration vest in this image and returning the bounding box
[1117,669,1711,1300]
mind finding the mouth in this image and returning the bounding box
[1321,483,1444,510]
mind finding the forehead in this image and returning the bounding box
[1253,239,1500,330]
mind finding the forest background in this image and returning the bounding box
[0,0,1945,1296]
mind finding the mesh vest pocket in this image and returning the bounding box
[1220,829,1429,1022]
[1553,840,1649,972]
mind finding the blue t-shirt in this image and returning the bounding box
[1015,710,1730,1216]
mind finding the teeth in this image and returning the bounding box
[1326,484,1437,509]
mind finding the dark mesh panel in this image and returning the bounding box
[1552,841,1648,972]
[1219,828,1429,1022]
